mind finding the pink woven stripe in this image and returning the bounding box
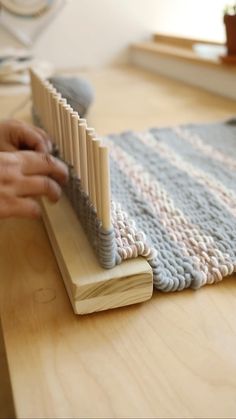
[173,126,236,172]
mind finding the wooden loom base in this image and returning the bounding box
[41,194,153,315]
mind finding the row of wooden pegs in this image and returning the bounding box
[29,68,111,231]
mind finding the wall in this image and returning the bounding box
[0,0,228,70]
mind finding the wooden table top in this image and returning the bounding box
[1,65,236,418]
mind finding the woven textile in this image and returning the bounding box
[106,119,236,292]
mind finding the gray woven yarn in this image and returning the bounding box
[48,76,94,117]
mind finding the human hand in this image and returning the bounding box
[0,151,68,219]
[0,119,52,153]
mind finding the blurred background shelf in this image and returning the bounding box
[130,33,236,100]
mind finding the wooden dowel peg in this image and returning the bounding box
[90,132,97,209]
[53,93,62,153]
[51,93,61,150]
[92,138,102,219]
[37,76,44,123]
[86,128,96,206]
[65,106,73,167]
[40,80,47,128]
[44,81,52,134]
[62,104,71,165]
[59,98,67,161]
[50,89,58,146]
[47,84,55,139]
[79,120,88,194]
[99,145,112,231]
[71,113,81,178]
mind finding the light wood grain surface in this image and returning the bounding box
[0,320,15,419]
[1,65,236,418]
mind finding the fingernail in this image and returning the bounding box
[54,183,62,200]
[60,162,69,183]
[47,139,52,152]
[32,205,41,218]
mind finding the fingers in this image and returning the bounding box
[19,151,68,185]
[17,175,62,202]
[0,119,52,153]
[0,150,68,220]
[0,197,41,219]
[17,124,52,153]
[34,126,52,152]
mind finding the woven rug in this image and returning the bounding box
[104,118,236,292]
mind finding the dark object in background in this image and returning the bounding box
[224,10,236,56]
[48,76,95,117]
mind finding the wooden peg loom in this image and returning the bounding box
[29,68,153,315]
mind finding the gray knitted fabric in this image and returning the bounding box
[104,119,236,291]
